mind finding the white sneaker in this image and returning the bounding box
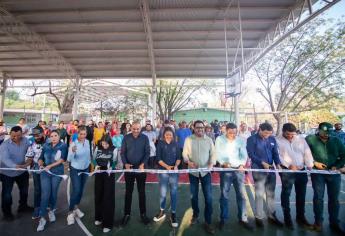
[94,220,102,226]
[67,213,75,225]
[37,218,47,232]
[73,208,85,218]
[48,210,56,222]
[103,228,111,233]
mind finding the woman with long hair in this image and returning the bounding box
[93,135,117,233]
[153,127,181,228]
[67,126,91,225]
[36,130,67,231]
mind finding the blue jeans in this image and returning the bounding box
[311,173,340,225]
[69,167,89,211]
[33,172,41,209]
[219,171,247,221]
[252,171,276,219]
[158,173,179,213]
[189,173,213,224]
[39,172,62,217]
[280,172,308,220]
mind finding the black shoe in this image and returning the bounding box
[2,213,14,221]
[296,217,312,229]
[121,214,130,226]
[284,217,294,229]
[219,220,225,230]
[204,223,215,235]
[191,215,199,225]
[17,204,34,213]
[153,210,166,222]
[255,218,264,228]
[330,223,345,235]
[170,213,178,228]
[141,214,150,225]
[239,220,254,231]
[268,213,284,227]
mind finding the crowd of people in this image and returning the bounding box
[0,117,345,235]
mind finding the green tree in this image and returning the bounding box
[253,18,345,133]
[5,90,20,101]
[290,109,340,129]
[153,79,213,120]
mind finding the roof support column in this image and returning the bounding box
[73,78,80,120]
[151,76,157,124]
[0,72,7,119]
[140,0,157,125]
[234,0,245,128]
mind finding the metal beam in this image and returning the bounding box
[140,0,157,123]
[0,6,81,82]
[9,84,224,88]
[8,6,290,17]
[238,0,341,75]
[0,71,7,118]
[0,48,258,53]
[72,77,80,120]
[26,18,276,29]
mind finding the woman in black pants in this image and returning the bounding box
[93,135,117,233]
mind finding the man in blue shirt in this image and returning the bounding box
[0,126,32,221]
[334,123,345,145]
[176,121,192,150]
[121,121,151,226]
[246,122,283,228]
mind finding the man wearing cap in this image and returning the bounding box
[333,123,345,145]
[277,123,314,229]
[306,122,345,234]
[26,128,48,219]
[0,126,32,221]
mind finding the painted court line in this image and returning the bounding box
[67,177,93,236]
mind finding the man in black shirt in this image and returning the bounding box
[121,121,150,226]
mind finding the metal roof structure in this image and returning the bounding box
[0,0,341,121]
[0,0,339,80]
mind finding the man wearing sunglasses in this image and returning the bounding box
[306,122,345,234]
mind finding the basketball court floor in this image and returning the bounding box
[0,172,344,236]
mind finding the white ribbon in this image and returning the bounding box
[0,167,342,180]
[0,167,69,180]
[76,167,341,176]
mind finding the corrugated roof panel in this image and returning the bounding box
[0,0,314,80]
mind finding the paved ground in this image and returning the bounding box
[0,173,344,236]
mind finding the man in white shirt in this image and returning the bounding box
[238,122,251,141]
[277,123,314,229]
